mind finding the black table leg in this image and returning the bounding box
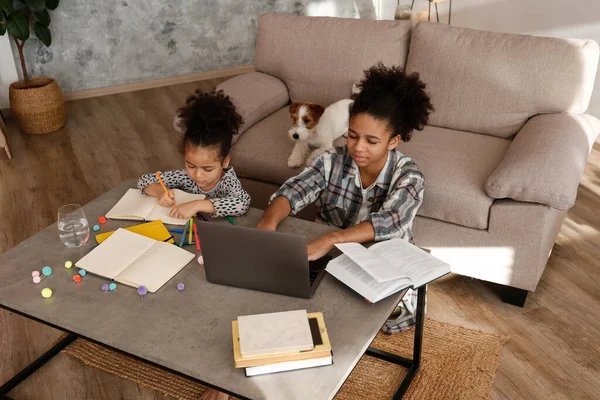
[366,285,427,399]
[0,333,77,397]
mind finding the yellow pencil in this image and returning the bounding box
[155,171,176,205]
[188,218,193,244]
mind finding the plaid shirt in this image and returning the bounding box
[272,146,424,242]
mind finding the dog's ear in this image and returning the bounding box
[289,102,302,115]
[308,104,325,120]
[173,116,185,133]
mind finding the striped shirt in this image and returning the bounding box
[272,146,424,242]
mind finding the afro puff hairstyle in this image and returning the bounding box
[176,89,243,160]
[350,62,434,142]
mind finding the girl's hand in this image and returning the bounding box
[158,190,175,207]
[169,201,199,219]
[307,235,336,261]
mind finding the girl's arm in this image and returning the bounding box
[364,161,424,242]
[307,221,375,260]
[206,170,251,217]
[138,170,185,206]
[137,170,184,194]
[257,152,332,231]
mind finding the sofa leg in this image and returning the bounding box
[502,286,528,307]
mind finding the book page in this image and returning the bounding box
[114,241,194,292]
[75,229,154,279]
[325,254,411,303]
[145,189,206,225]
[369,239,451,287]
[105,188,156,221]
[335,243,396,283]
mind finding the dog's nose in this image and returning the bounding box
[292,133,299,140]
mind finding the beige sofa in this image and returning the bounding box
[218,14,600,306]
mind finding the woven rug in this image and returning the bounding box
[63,319,507,400]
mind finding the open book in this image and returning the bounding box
[106,188,206,226]
[325,239,450,304]
[76,228,195,292]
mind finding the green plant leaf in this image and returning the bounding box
[7,12,29,41]
[0,12,6,35]
[12,0,26,10]
[0,0,15,14]
[45,0,58,10]
[33,8,49,26]
[34,21,50,45]
[23,0,45,13]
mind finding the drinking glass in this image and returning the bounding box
[57,204,90,247]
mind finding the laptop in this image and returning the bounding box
[196,221,331,299]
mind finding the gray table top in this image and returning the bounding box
[0,180,402,400]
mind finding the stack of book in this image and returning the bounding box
[232,310,332,377]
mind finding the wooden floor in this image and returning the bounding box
[1,78,600,400]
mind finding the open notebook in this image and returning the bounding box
[326,239,450,303]
[106,188,206,226]
[76,228,195,292]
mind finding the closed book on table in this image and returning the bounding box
[245,355,333,377]
[232,312,332,368]
[238,310,314,358]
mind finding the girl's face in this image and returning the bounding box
[346,113,399,169]
[184,145,229,192]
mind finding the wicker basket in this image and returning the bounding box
[9,77,66,134]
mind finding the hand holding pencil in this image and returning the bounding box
[156,172,176,206]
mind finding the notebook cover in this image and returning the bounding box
[95,220,174,244]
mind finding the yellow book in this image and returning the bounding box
[95,220,175,244]
[232,312,332,368]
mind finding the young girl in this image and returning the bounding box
[257,63,433,333]
[138,89,251,220]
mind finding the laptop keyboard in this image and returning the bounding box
[308,255,332,285]
[309,267,321,285]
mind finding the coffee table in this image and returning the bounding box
[0,180,416,400]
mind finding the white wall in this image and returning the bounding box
[0,35,19,109]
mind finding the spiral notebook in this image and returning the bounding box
[106,188,206,226]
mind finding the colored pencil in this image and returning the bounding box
[193,223,200,250]
[155,171,175,205]
[168,229,184,234]
[179,220,189,247]
[188,218,193,244]
[225,216,235,225]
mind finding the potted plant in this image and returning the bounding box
[0,0,64,134]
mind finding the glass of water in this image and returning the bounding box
[58,204,90,247]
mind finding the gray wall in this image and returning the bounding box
[13,0,380,93]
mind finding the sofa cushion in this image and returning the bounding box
[406,23,600,138]
[398,126,511,229]
[217,72,289,143]
[254,13,412,106]
[486,113,600,210]
[231,107,302,185]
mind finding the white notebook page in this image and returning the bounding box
[114,241,194,292]
[75,228,154,279]
[145,189,206,225]
[105,189,156,221]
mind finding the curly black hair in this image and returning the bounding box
[176,89,243,159]
[350,62,433,142]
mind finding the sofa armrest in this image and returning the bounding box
[485,113,600,210]
[217,71,289,141]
